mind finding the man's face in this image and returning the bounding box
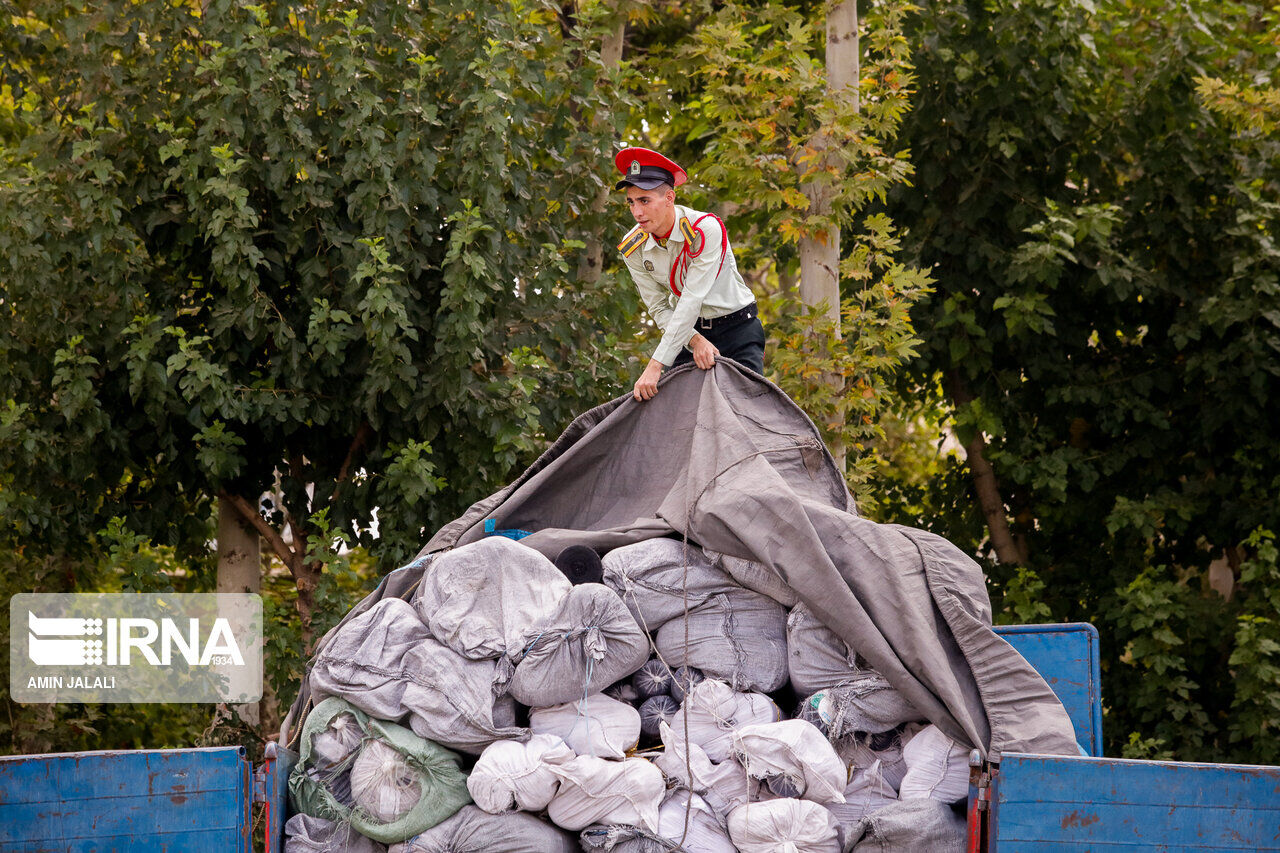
[626,185,676,236]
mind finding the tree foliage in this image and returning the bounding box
[0,0,636,642]
[882,0,1280,761]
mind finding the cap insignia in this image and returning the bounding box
[629,159,641,176]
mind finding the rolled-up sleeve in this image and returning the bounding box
[649,218,726,366]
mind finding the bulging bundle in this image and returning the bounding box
[653,721,752,819]
[815,674,923,737]
[467,734,574,814]
[509,583,650,707]
[731,720,848,804]
[351,739,423,823]
[601,539,737,630]
[546,756,666,833]
[309,599,528,755]
[283,813,386,853]
[413,537,571,661]
[638,695,680,739]
[530,694,642,759]
[388,805,577,853]
[726,799,841,853]
[786,603,862,695]
[677,679,783,762]
[898,724,970,803]
[288,698,472,844]
[656,591,788,693]
[310,711,363,773]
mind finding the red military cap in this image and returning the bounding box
[614,147,688,190]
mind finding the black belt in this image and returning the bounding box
[697,302,758,331]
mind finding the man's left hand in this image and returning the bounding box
[690,333,720,370]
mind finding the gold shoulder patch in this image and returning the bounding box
[679,217,696,246]
[618,226,646,257]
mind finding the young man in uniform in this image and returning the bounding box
[614,147,764,402]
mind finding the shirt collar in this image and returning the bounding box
[645,206,690,250]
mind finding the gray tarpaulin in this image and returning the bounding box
[283,362,1077,760]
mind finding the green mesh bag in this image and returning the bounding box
[289,697,472,844]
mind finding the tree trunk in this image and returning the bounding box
[798,0,859,465]
[216,498,262,725]
[576,2,627,285]
[947,373,1027,566]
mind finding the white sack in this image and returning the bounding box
[388,805,576,853]
[824,760,899,829]
[413,537,571,660]
[655,791,737,853]
[732,720,847,804]
[898,724,970,803]
[350,739,423,823]
[509,583,650,707]
[786,603,861,696]
[284,813,386,853]
[844,799,968,852]
[309,599,528,755]
[726,798,841,853]
[546,755,665,833]
[467,734,575,814]
[601,539,736,630]
[678,679,783,762]
[656,591,788,693]
[653,720,752,818]
[530,694,641,759]
[389,805,576,853]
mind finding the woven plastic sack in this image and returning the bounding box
[639,695,679,738]
[732,720,847,804]
[844,799,967,851]
[388,805,577,853]
[833,724,921,792]
[726,798,841,853]
[655,590,788,692]
[467,734,575,814]
[530,694,641,759]
[413,537,571,660]
[601,538,736,631]
[580,791,736,853]
[309,598,528,755]
[653,721,752,820]
[815,673,923,737]
[898,724,970,803]
[824,760,900,830]
[677,679,783,762]
[289,698,472,844]
[546,755,665,833]
[509,583,650,707]
[786,603,862,696]
[284,813,386,853]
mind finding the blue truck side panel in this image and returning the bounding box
[0,746,251,853]
[993,623,1102,756]
[989,753,1280,851]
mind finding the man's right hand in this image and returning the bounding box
[633,359,665,401]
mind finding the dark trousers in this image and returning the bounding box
[672,308,765,375]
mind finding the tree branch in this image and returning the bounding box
[220,490,298,575]
[331,421,374,503]
[948,372,1028,566]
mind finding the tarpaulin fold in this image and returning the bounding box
[284,362,1077,760]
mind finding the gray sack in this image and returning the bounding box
[842,799,966,852]
[655,590,788,693]
[388,805,577,853]
[284,814,386,853]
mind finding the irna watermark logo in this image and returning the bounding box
[11,594,262,704]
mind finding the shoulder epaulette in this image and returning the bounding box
[679,216,696,246]
[617,226,646,258]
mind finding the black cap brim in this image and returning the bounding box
[615,176,670,191]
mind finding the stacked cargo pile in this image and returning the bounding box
[284,536,970,852]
